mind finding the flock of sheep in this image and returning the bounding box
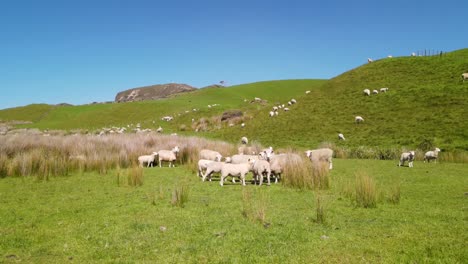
[137,138,334,186]
[398,148,441,168]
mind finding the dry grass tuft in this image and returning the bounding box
[127,166,144,187]
[171,183,189,208]
[281,153,330,190]
[355,171,377,208]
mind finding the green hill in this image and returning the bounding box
[1,49,466,154]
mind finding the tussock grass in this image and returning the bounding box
[281,153,330,190]
[355,171,377,208]
[171,183,189,208]
[127,166,144,187]
[241,188,269,225]
[315,192,327,224]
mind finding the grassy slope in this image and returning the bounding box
[0,104,55,123]
[0,160,466,262]
[215,49,468,151]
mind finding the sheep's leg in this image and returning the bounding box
[266,171,271,186]
[220,175,225,186]
[241,174,246,186]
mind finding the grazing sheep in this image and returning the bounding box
[367,58,373,63]
[274,111,278,116]
[161,116,173,121]
[305,90,311,94]
[462,73,468,82]
[241,123,245,128]
[138,152,159,167]
[411,52,416,57]
[157,146,180,167]
[230,154,259,164]
[250,159,271,186]
[338,133,345,141]
[269,111,275,117]
[197,159,214,178]
[254,97,262,102]
[219,163,251,186]
[380,87,389,93]
[305,148,334,169]
[273,106,278,111]
[363,89,370,96]
[288,101,292,106]
[387,55,393,58]
[372,89,379,94]
[424,148,441,163]
[398,151,415,167]
[290,99,297,104]
[199,149,222,162]
[284,107,290,111]
[241,136,249,145]
[156,126,163,133]
[202,161,226,182]
[355,116,364,123]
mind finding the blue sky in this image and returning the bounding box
[0,0,466,109]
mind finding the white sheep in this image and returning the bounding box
[372,89,379,94]
[161,116,173,121]
[274,111,278,116]
[380,87,389,93]
[305,90,311,94]
[138,152,159,167]
[219,163,251,186]
[241,136,249,145]
[363,89,370,96]
[156,126,163,133]
[230,154,259,164]
[367,58,373,63]
[197,159,214,178]
[273,106,278,111]
[338,133,345,141]
[199,149,222,162]
[398,151,415,167]
[288,101,292,106]
[284,107,290,111]
[355,116,364,123]
[254,97,262,102]
[157,146,180,167]
[238,145,256,155]
[290,99,297,104]
[269,111,275,117]
[387,55,393,58]
[411,52,416,57]
[424,148,441,163]
[462,73,468,82]
[241,123,245,128]
[249,159,271,186]
[202,161,226,182]
[305,148,334,169]
[269,153,302,183]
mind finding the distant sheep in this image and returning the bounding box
[273,106,278,111]
[269,111,275,117]
[411,52,416,57]
[355,116,364,123]
[398,151,415,167]
[156,126,163,133]
[462,73,468,82]
[199,149,222,162]
[387,55,393,58]
[138,152,158,167]
[367,58,373,63]
[219,163,251,186]
[305,148,334,169]
[338,133,345,141]
[241,136,249,145]
[157,146,180,167]
[241,123,245,128]
[424,148,441,163]
[284,107,290,111]
[161,116,173,121]
[290,99,297,104]
[380,87,389,93]
[372,90,379,94]
[254,97,262,102]
[305,90,311,94]
[363,89,370,96]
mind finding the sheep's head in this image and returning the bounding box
[225,157,232,163]
[215,154,222,162]
[305,150,312,158]
[435,148,441,153]
[172,146,180,153]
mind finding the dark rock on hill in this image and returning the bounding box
[115,83,196,102]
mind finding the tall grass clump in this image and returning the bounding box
[127,166,144,187]
[355,171,377,208]
[387,181,401,205]
[171,183,189,208]
[315,192,327,224]
[281,153,330,190]
[241,188,269,225]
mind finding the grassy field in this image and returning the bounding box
[1,159,466,263]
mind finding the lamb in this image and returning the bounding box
[424,148,441,163]
[398,151,415,167]
[138,152,159,167]
[219,163,252,186]
[241,136,249,145]
[249,159,271,186]
[372,89,379,94]
[462,73,468,82]
[199,149,222,162]
[197,159,214,178]
[355,116,364,123]
[338,133,345,141]
[380,87,389,93]
[363,89,370,96]
[157,146,180,167]
[202,161,225,182]
[305,148,334,169]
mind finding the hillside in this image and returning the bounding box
[115,83,196,102]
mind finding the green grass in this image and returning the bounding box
[0,104,55,123]
[1,159,466,263]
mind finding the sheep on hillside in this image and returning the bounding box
[305,148,334,169]
[305,90,311,94]
[355,116,364,123]
[156,126,163,133]
[199,149,222,162]
[398,151,415,167]
[290,99,297,104]
[367,58,373,63]
[462,73,468,82]
[157,146,180,167]
[372,89,379,94]
[138,152,159,167]
[219,163,252,186]
[269,111,275,117]
[241,136,249,145]
[380,87,389,93]
[338,133,345,141]
[249,159,271,186]
[363,89,371,96]
[424,148,441,163]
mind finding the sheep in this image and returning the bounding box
[230,154,259,164]
[398,151,415,167]
[202,161,225,182]
[254,97,262,102]
[305,90,311,94]
[288,101,292,106]
[219,163,252,186]
[269,153,302,183]
[269,111,275,117]
[305,148,333,169]
[372,89,379,94]
[197,159,214,178]
[272,106,278,111]
[355,116,364,123]
[156,126,163,133]
[274,111,279,116]
[241,136,249,145]
[424,148,441,163]
[367,58,373,63]
[380,87,389,93]
[284,107,290,111]
[157,146,180,167]
[387,55,393,58]
[290,99,297,104]
[199,149,222,162]
[338,133,345,141]
[138,152,159,167]
[411,52,416,57]
[241,123,245,128]
[161,116,173,121]
[363,89,370,96]
[238,145,257,155]
[258,147,274,161]
[462,73,468,82]
[250,159,271,186]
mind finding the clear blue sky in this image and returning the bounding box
[0,0,466,109]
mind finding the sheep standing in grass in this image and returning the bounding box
[156,126,163,133]
[462,73,468,82]
[199,149,222,162]
[138,152,159,167]
[363,89,370,96]
[338,133,345,141]
[380,87,389,93]
[202,161,226,181]
[424,148,441,163]
[250,159,271,186]
[305,148,334,169]
[241,136,249,145]
[398,151,415,167]
[219,163,251,186]
[269,111,275,117]
[372,89,379,94]
[305,90,311,94]
[355,116,364,123]
[197,159,214,178]
[157,146,180,167]
[269,153,302,183]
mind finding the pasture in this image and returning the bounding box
[1,159,466,263]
